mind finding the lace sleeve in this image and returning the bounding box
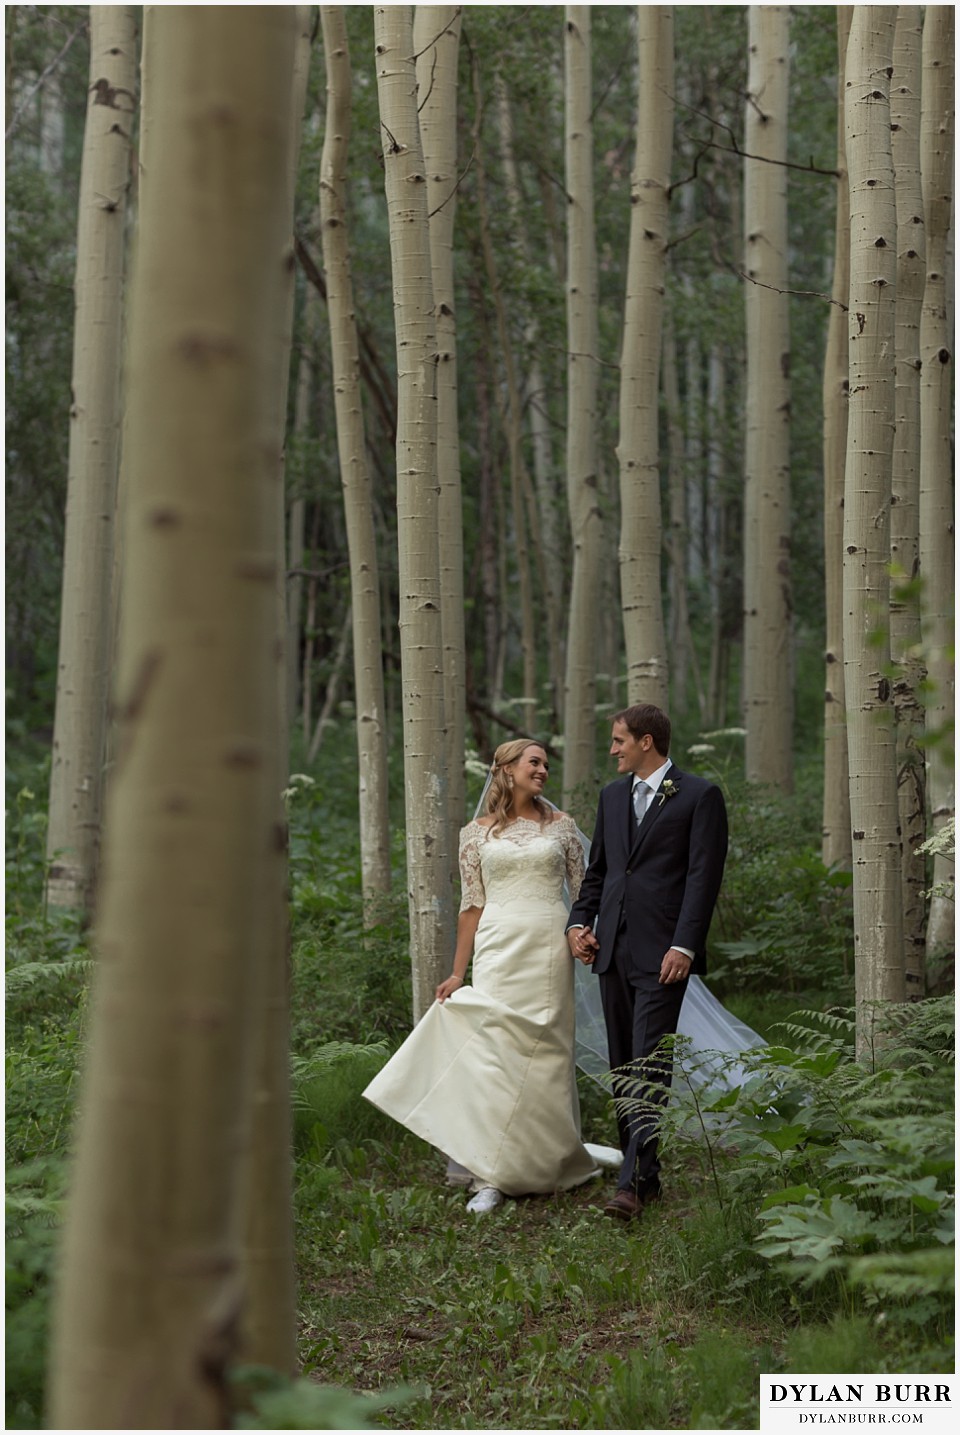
[458,823,485,912]
[556,815,585,902]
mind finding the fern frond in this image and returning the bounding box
[5,957,92,993]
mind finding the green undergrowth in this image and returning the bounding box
[294,1135,946,1430]
[5,731,954,1428]
[291,1006,953,1429]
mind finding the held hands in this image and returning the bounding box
[436,974,465,1003]
[659,947,692,985]
[567,927,599,965]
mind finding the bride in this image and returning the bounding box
[363,739,611,1212]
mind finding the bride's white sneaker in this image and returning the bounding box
[466,1185,503,1214]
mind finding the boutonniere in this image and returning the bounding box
[657,778,679,808]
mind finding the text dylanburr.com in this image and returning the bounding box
[760,1378,956,1434]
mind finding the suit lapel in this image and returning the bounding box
[627,766,683,859]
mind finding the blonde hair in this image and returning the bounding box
[482,739,550,837]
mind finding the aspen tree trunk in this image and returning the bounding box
[890,6,928,992]
[308,602,354,761]
[273,6,311,778]
[664,308,698,717]
[287,286,318,727]
[684,333,705,592]
[743,5,793,792]
[919,6,955,962]
[617,4,672,712]
[496,75,566,723]
[679,171,704,591]
[706,345,729,725]
[527,352,566,725]
[301,501,323,740]
[599,460,622,711]
[470,278,503,710]
[414,6,466,836]
[375,5,453,1020]
[843,6,905,1045]
[822,5,853,871]
[473,58,537,728]
[320,5,391,912]
[39,61,64,175]
[45,7,136,911]
[237,5,310,1377]
[563,5,604,806]
[47,10,298,1426]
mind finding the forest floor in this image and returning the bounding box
[289,1051,952,1432]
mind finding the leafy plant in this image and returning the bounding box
[5,1158,69,1430]
[230,1365,413,1429]
[291,1041,394,1156]
[651,998,955,1331]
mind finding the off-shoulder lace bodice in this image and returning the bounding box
[458,814,584,912]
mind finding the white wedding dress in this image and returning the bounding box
[362,815,603,1196]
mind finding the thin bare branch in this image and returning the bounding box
[736,267,848,311]
[411,7,462,65]
[6,19,85,144]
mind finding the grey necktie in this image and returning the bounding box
[633,779,650,829]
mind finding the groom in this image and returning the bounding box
[566,703,728,1220]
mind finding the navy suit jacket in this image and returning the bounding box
[566,767,728,977]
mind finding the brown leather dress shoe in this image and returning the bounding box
[603,1189,641,1221]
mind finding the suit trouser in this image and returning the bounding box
[599,934,688,1194]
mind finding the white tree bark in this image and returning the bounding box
[843,6,905,1041]
[617,3,672,711]
[743,5,793,792]
[822,5,853,871]
[889,6,928,993]
[706,344,729,726]
[237,5,311,1377]
[496,74,566,726]
[563,6,604,807]
[320,5,391,913]
[48,10,298,1423]
[414,6,466,836]
[473,58,538,730]
[45,7,137,911]
[286,281,317,731]
[919,5,955,962]
[664,307,700,717]
[375,4,453,1019]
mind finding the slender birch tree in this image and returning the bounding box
[919,5,955,962]
[664,308,700,716]
[822,5,852,871]
[889,6,928,992]
[705,344,729,726]
[496,74,566,723]
[287,277,317,728]
[473,58,538,727]
[45,7,137,911]
[843,6,905,1041]
[319,5,391,911]
[375,4,453,1019]
[48,10,298,1424]
[617,3,672,711]
[563,6,603,806]
[414,6,466,837]
[743,5,793,792]
[237,5,311,1377]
